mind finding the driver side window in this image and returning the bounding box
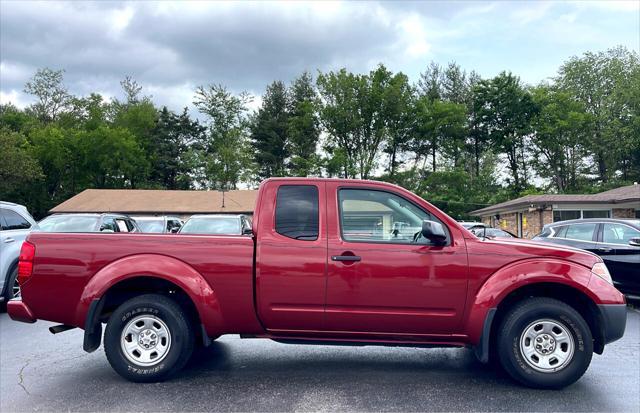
[338,189,443,245]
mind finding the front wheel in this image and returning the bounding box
[104,294,194,382]
[497,297,593,389]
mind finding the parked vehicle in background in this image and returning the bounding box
[533,218,640,298]
[8,178,627,388]
[133,216,183,234]
[458,221,486,229]
[37,213,140,233]
[470,226,517,239]
[179,214,252,235]
[0,202,37,305]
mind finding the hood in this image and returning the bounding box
[472,236,602,270]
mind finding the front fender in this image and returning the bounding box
[74,254,224,337]
[465,258,597,346]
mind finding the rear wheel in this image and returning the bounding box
[497,297,593,389]
[104,294,194,382]
[1,267,19,311]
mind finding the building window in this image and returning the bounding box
[636,210,640,219]
[553,209,610,222]
[553,210,580,222]
[582,210,610,219]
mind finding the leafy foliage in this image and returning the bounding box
[1,46,639,220]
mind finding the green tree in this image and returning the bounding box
[418,62,442,101]
[317,65,391,179]
[150,107,206,189]
[530,85,592,192]
[409,98,467,172]
[557,46,639,182]
[193,84,253,189]
[287,72,321,176]
[0,128,43,200]
[250,81,290,179]
[472,72,537,192]
[79,126,149,188]
[23,68,70,122]
[382,72,416,178]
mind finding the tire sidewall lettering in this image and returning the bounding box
[121,307,160,323]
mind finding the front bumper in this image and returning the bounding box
[598,304,627,344]
[7,299,36,323]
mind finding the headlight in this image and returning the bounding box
[592,262,613,285]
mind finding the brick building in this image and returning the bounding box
[470,184,640,239]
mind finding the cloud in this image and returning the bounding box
[1,1,638,113]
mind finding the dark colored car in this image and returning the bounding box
[470,226,517,239]
[533,218,640,297]
[133,216,183,233]
[37,213,140,233]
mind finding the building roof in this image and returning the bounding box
[50,189,258,215]
[470,184,640,216]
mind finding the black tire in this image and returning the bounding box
[1,267,19,311]
[497,297,593,389]
[104,294,195,382]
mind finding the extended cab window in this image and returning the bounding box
[275,185,319,241]
[338,189,442,245]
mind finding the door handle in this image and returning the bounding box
[598,247,612,253]
[331,255,361,262]
[3,238,15,244]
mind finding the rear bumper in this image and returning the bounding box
[598,304,627,344]
[7,299,36,323]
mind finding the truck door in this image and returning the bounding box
[325,183,468,335]
[255,181,327,331]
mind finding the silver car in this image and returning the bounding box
[179,214,252,235]
[132,216,184,233]
[0,201,37,305]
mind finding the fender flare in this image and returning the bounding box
[75,254,225,351]
[466,258,596,362]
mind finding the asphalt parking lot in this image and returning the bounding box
[0,308,639,412]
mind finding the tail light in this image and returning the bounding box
[17,241,36,286]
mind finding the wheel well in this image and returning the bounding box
[98,276,202,333]
[489,283,605,356]
[2,259,19,297]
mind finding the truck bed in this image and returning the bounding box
[20,232,260,333]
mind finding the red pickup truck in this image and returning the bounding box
[9,178,626,388]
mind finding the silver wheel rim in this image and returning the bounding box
[519,318,575,373]
[120,315,172,367]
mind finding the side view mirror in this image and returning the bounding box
[421,220,447,244]
[629,237,640,247]
[242,227,253,236]
[170,227,180,234]
[100,228,114,233]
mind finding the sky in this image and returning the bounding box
[1,0,638,112]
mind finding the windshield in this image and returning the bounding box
[180,217,240,235]
[136,219,165,233]
[38,215,99,232]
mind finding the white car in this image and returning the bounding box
[0,201,37,306]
